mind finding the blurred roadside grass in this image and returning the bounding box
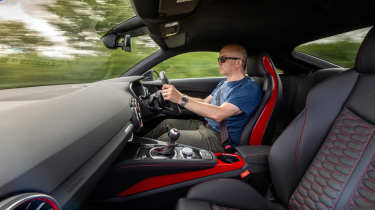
[0,41,361,90]
[0,42,158,89]
[295,41,361,68]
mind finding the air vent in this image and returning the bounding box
[0,193,60,210]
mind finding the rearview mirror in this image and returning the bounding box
[102,34,117,49]
[121,34,131,52]
[101,34,131,52]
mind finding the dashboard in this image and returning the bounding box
[0,76,147,209]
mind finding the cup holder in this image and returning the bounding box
[217,154,240,163]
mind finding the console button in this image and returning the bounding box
[182,147,193,157]
[199,150,213,160]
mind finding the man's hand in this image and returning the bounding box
[162,84,183,104]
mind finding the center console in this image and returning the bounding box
[91,129,247,201]
[136,128,214,161]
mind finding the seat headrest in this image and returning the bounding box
[246,55,267,77]
[355,26,375,73]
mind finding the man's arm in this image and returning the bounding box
[162,84,241,122]
[185,95,213,104]
[183,100,242,122]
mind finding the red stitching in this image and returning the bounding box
[306,169,339,193]
[315,155,352,169]
[296,95,310,174]
[357,190,375,204]
[318,196,331,209]
[347,151,375,207]
[333,129,375,209]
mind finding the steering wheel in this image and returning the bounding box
[160,71,169,85]
[157,71,181,114]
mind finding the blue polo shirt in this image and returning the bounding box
[205,77,262,146]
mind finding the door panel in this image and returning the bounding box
[142,77,224,99]
[171,77,224,98]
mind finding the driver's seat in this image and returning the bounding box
[239,54,282,145]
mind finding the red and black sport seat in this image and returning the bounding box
[239,54,282,146]
[177,27,375,210]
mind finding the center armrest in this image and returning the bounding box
[235,145,270,173]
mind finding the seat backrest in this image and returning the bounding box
[269,26,375,209]
[239,54,282,145]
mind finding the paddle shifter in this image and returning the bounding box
[151,128,180,157]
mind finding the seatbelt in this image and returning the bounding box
[217,88,233,152]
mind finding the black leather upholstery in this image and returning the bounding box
[235,145,270,172]
[346,75,375,123]
[270,70,359,205]
[279,68,346,139]
[177,27,375,210]
[176,179,284,210]
[239,54,282,145]
[247,56,266,78]
[289,107,375,209]
[356,26,375,73]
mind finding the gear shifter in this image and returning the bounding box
[168,128,180,145]
[151,128,180,157]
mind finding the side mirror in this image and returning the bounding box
[142,70,159,81]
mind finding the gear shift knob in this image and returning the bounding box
[168,128,180,145]
[150,128,180,157]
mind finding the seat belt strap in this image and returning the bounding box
[217,88,232,149]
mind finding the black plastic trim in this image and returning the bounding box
[292,51,341,69]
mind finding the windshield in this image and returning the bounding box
[0,0,159,90]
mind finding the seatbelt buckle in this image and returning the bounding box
[223,144,235,153]
[241,169,251,179]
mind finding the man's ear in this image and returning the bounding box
[236,60,245,69]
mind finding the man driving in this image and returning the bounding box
[146,44,262,152]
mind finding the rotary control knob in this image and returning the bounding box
[182,147,193,157]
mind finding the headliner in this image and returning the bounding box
[129,0,374,55]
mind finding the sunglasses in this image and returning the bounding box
[217,56,242,63]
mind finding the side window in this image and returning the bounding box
[153,52,219,79]
[295,27,371,68]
